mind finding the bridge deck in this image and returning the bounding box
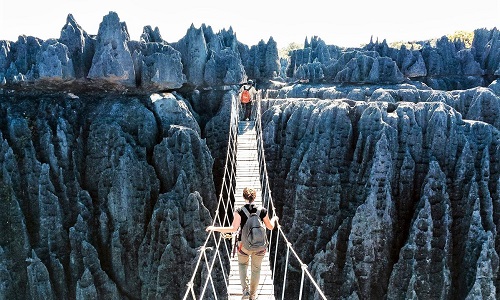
[228,120,275,300]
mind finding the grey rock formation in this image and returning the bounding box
[0,11,278,91]
[294,61,324,83]
[396,45,427,78]
[369,88,396,102]
[1,35,42,83]
[241,37,281,81]
[460,192,498,299]
[11,36,42,76]
[36,39,75,81]
[172,24,209,86]
[26,251,55,300]
[287,36,342,79]
[472,27,500,76]
[138,172,213,300]
[150,92,200,136]
[140,25,165,44]
[342,133,397,298]
[265,82,500,132]
[78,241,121,299]
[451,87,500,130]
[0,41,9,71]
[334,52,405,84]
[203,90,238,202]
[285,28,499,90]
[1,9,500,300]
[204,48,245,86]
[59,14,95,79]
[172,24,253,87]
[489,79,500,96]
[133,42,186,90]
[87,12,136,87]
[422,37,463,76]
[0,92,218,299]
[75,268,98,299]
[387,161,453,299]
[152,124,216,209]
[417,37,485,89]
[0,131,31,299]
[261,99,500,299]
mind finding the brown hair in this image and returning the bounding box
[243,187,256,202]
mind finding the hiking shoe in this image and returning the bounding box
[241,289,250,299]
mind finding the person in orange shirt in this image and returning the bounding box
[238,80,258,121]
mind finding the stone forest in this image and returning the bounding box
[0,10,499,300]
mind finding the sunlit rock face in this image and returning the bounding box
[0,92,218,299]
[261,93,499,299]
[286,28,500,90]
[0,9,281,298]
[0,12,280,92]
[1,8,500,300]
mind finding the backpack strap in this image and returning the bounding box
[241,205,264,217]
[241,206,250,218]
[256,207,262,217]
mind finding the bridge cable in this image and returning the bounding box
[183,93,240,299]
[253,93,328,300]
[183,91,328,299]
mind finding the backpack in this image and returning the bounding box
[240,206,268,251]
[240,86,252,104]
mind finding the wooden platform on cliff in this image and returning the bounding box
[228,120,275,300]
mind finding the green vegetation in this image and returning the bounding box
[279,30,475,57]
[279,42,303,59]
[389,30,475,49]
[389,41,424,50]
[447,30,474,47]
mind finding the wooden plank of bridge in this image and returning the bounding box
[228,120,275,300]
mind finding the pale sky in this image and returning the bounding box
[1,0,499,48]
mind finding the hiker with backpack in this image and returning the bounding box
[206,187,279,300]
[239,79,258,121]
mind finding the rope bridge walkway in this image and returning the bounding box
[227,120,274,299]
[183,92,327,300]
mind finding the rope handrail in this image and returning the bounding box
[183,88,328,300]
[182,92,240,300]
[253,93,328,300]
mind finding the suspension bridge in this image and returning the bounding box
[183,92,328,300]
